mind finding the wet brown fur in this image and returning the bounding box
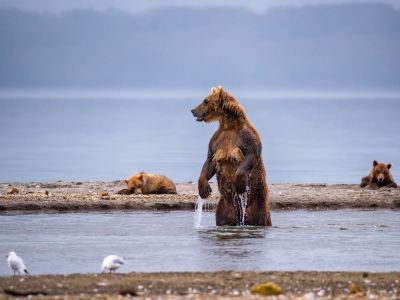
[360,160,397,189]
[191,86,271,226]
[117,172,177,195]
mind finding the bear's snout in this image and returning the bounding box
[377,174,385,182]
[191,107,205,122]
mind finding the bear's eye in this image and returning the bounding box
[203,98,209,104]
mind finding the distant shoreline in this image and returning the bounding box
[1,88,400,100]
[0,181,399,213]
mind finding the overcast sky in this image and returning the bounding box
[0,0,399,13]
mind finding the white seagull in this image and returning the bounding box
[6,251,29,275]
[101,255,125,274]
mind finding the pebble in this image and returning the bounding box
[97,282,108,286]
[7,187,19,195]
[251,282,282,296]
[232,290,240,296]
[231,272,242,279]
[349,283,362,294]
[101,191,110,199]
[303,292,315,300]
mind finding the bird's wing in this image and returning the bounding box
[15,256,26,270]
[9,259,19,270]
[112,257,124,265]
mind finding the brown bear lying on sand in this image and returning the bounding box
[360,160,397,189]
[191,86,271,226]
[117,172,177,195]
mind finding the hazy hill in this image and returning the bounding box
[0,3,399,89]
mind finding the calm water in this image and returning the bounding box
[0,96,400,183]
[0,210,399,275]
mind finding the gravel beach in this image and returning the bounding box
[0,181,399,213]
[0,271,399,299]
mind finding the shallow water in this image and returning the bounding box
[0,97,400,183]
[0,210,399,275]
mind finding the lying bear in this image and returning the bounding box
[191,86,271,226]
[117,172,177,195]
[360,160,397,189]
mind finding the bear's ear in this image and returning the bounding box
[387,163,392,169]
[373,160,378,167]
[210,86,223,95]
[137,173,144,181]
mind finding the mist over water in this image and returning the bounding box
[0,94,399,183]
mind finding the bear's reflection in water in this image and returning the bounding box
[196,227,267,258]
[198,227,267,241]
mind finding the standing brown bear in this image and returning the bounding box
[360,160,397,189]
[191,86,271,226]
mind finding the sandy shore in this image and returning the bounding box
[0,181,399,213]
[0,271,399,299]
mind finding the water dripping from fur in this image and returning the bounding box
[234,186,250,226]
[194,196,205,228]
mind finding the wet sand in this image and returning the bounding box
[0,271,399,299]
[0,181,399,213]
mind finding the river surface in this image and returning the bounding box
[0,210,399,275]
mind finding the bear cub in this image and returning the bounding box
[360,160,397,189]
[117,172,177,195]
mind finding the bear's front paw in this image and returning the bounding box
[367,184,379,190]
[117,188,132,195]
[360,182,368,188]
[199,178,212,198]
[235,172,248,194]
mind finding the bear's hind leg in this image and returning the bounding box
[216,196,237,226]
[246,203,271,226]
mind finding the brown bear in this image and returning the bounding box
[191,86,271,226]
[360,160,397,189]
[117,172,177,195]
